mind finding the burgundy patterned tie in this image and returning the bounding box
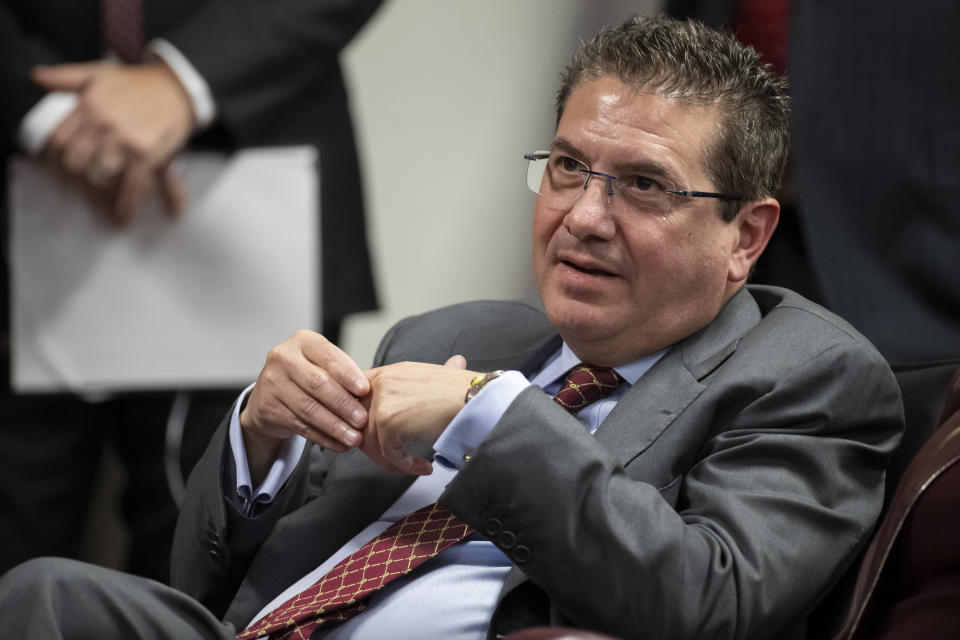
[101,0,144,63]
[237,503,472,640]
[552,364,623,415]
[238,363,622,639]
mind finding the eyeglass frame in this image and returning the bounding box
[523,151,742,214]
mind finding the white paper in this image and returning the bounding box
[9,147,319,394]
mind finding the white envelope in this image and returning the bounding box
[9,146,319,394]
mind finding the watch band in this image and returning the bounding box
[464,370,505,404]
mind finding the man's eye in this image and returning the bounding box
[558,156,582,173]
[631,176,658,191]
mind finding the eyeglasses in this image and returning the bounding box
[524,151,741,216]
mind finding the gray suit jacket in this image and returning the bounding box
[171,285,903,640]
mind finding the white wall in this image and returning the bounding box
[340,0,659,367]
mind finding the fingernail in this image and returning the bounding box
[343,429,361,447]
[351,408,365,425]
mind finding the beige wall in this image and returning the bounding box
[340,0,660,367]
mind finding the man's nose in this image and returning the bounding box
[563,174,617,240]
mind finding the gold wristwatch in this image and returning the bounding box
[464,370,505,404]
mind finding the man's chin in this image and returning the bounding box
[543,297,614,343]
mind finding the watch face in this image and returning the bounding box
[465,370,505,403]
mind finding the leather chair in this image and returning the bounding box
[806,358,960,638]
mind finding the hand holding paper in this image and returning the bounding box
[33,60,194,225]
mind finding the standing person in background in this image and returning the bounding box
[666,0,960,365]
[0,0,382,582]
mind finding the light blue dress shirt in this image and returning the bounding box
[229,343,665,638]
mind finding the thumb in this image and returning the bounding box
[32,62,102,91]
[444,354,467,369]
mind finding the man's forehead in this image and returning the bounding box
[556,77,721,181]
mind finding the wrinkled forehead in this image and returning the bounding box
[555,77,724,186]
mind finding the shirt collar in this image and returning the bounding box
[529,341,668,389]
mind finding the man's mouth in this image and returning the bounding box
[562,259,615,277]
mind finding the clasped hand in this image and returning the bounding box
[32,60,195,226]
[240,331,478,483]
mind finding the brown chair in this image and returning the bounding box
[800,359,960,639]
[830,364,960,639]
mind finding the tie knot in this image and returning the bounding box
[553,364,623,415]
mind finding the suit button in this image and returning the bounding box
[483,518,503,537]
[498,530,516,549]
[209,548,223,563]
[512,545,531,564]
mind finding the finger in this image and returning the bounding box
[277,390,361,449]
[60,128,102,178]
[113,160,154,226]
[444,354,467,369]
[80,181,118,218]
[272,402,354,453]
[357,423,410,475]
[244,378,359,451]
[158,165,186,217]
[300,333,370,397]
[288,361,368,430]
[31,62,101,91]
[42,109,84,170]
[87,139,126,188]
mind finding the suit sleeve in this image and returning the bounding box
[441,341,903,640]
[0,3,66,148]
[159,0,382,146]
[169,402,316,618]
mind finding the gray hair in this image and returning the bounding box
[556,14,790,222]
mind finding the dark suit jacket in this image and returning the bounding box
[666,0,960,364]
[833,368,960,640]
[0,0,379,351]
[172,285,903,640]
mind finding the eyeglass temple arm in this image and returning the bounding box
[666,189,741,201]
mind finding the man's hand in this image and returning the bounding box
[361,355,478,476]
[33,60,194,226]
[240,331,371,484]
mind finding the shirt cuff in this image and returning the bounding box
[17,92,78,156]
[434,370,530,470]
[229,383,307,513]
[148,38,217,130]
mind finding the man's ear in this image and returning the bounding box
[727,198,780,284]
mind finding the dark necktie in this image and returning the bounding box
[238,363,622,640]
[101,0,144,63]
[552,363,623,415]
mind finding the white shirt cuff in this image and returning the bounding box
[17,91,77,156]
[229,383,307,511]
[148,38,217,130]
[433,370,530,470]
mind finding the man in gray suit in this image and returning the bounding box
[0,15,902,640]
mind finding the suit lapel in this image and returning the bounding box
[494,289,762,631]
[594,287,760,466]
